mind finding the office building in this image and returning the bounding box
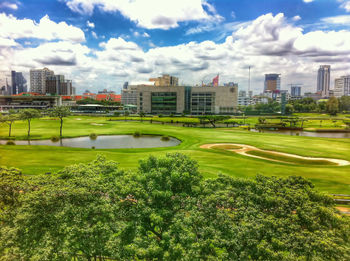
[0,95,61,110]
[125,84,238,115]
[149,74,179,87]
[334,76,350,98]
[317,65,330,97]
[46,75,75,95]
[264,74,281,92]
[10,71,27,95]
[30,67,54,94]
[290,85,302,97]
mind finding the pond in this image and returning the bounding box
[1,135,181,149]
[250,129,350,138]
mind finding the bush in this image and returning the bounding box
[6,140,15,145]
[91,146,95,149]
[89,133,98,140]
[161,135,170,141]
[50,136,60,142]
[133,131,141,138]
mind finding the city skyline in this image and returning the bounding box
[1,0,350,94]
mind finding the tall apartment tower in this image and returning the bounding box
[334,76,350,98]
[30,67,54,94]
[11,71,27,95]
[317,65,330,97]
[290,85,302,97]
[264,74,281,92]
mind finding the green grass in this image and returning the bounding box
[0,115,350,194]
[246,150,337,166]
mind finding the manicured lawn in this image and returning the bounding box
[0,116,350,194]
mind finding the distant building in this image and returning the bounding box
[264,74,281,92]
[317,65,331,97]
[0,95,61,110]
[46,75,75,95]
[30,67,54,94]
[238,90,251,106]
[123,82,129,90]
[126,84,238,115]
[290,85,302,97]
[149,74,179,87]
[11,71,27,95]
[334,75,350,98]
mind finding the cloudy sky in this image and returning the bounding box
[1,0,350,94]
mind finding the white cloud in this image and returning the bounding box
[321,15,350,25]
[340,0,350,12]
[0,13,85,43]
[292,15,301,21]
[0,2,18,10]
[91,31,98,39]
[303,0,314,3]
[3,12,350,94]
[63,0,223,29]
[86,20,95,28]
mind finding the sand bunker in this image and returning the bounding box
[200,143,350,166]
[91,123,104,126]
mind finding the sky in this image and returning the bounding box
[1,0,350,94]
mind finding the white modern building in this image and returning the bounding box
[334,75,350,98]
[30,67,54,94]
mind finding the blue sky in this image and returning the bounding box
[1,0,350,94]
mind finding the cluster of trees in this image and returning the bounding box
[0,106,71,138]
[243,100,281,114]
[76,98,121,106]
[1,154,349,260]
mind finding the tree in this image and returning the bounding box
[139,111,145,122]
[339,96,350,112]
[19,109,41,138]
[326,96,339,116]
[0,110,18,137]
[48,106,71,137]
[124,110,130,121]
[1,154,349,260]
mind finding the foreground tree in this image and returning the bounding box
[1,154,349,260]
[0,110,18,137]
[48,106,71,137]
[19,109,40,137]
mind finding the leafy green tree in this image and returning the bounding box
[139,111,145,122]
[284,104,294,115]
[124,110,130,121]
[0,110,18,137]
[48,106,71,137]
[326,96,339,116]
[1,154,350,260]
[198,115,230,127]
[19,109,41,137]
[339,96,350,112]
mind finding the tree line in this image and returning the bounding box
[0,106,71,138]
[1,154,349,260]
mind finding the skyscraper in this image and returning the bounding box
[334,76,350,98]
[264,74,281,92]
[290,85,302,97]
[11,71,27,95]
[30,67,54,94]
[317,65,330,97]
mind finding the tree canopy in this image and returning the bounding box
[1,154,349,260]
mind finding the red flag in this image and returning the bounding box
[212,74,219,87]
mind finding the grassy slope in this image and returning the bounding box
[0,116,350,194]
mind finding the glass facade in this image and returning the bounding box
[191,92,215,115]
[151,92,177,114]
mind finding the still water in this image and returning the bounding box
[1,135,181,149]
[250,129,350,138]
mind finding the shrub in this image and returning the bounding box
[91,146,95,149]
[89,133,98,140]
[161,135,170,141]
[6,140,15,145]
[133,131,141,138]
[50,136,60,142]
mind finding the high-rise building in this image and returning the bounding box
[123,82,129,90]
[334,76,350,98]
[290,85,302,97]
[11,71,27,95]
[264,74,281,92]
[30,67,54,94]
[149,74,178,86]
[317,65,330,97]
[46,75,74,95]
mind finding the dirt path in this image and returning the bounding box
[200,143,350,166]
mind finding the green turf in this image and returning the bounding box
[0,116,350,194]
[245,150,337,166]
